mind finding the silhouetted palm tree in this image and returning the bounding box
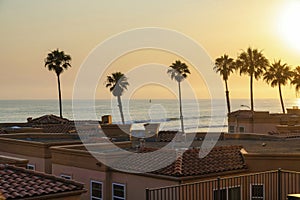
[236,47,269,111]
[263,60,292,113]
[214,54,236,114]
[105,72,129,124]
[44,49,72,118]
[291,66,300,96]
[167,60,190,134]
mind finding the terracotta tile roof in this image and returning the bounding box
[154,146,247,177]
[157,131,177,142]
[0,164,85,199]
[36,121,101,133]
[0,192,5,200]
[112,145,247,177]
[39,124,76,133]
[28,114,69,125]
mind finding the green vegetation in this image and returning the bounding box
[167,60,190,133]
[105,72,129,124]
[215,47,300,114]
[263,60,293,113]
[236,47,269,111]
[44,49,72,118]
[291,66,300,95]
[214,54,236,114]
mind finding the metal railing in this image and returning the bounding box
[146,169,300,200]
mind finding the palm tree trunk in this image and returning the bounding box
[225,80,231,114]
[250,74,254,111]
[279,84,285,114]
[57,75,63,118]
[178,82,184,134]
[117,95,125,124]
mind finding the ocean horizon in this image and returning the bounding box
[1,98,299,132]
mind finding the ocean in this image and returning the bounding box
[0,99,299,132]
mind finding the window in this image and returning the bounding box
[60,174,72,180]
[228,187,241,200]
[91,180,103,200]
[251,184,264,200]
[229,126,235,133]
[213,188,226,200]
[26,164,35,170]
[213,186,241,200]
[112,183,125,200]
[239,126,245,133]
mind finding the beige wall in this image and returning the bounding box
[228,110,300,134]
[245,153,300,172]
[0,139,51,158]
[111,172,178,200]
[229,121,277,134]
[52,164,106,200]
[0,151,51,173]
[52,163,179,200]
[253,123,277,134]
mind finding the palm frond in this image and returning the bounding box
[44,49,72,76]
[214,54,235,81]
[167,60,190,82]
[236,47,269,79]
[264,60,292,88]
[291,66,300,94]
[105,72,129,97]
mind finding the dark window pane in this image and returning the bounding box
[252,185,264,200]
[239,127,245,132]
[91,182,102,198]
[113,184,125,198]
[229,187,241,200]
[213,189,226,200]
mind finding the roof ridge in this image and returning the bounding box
[173,151,183,176]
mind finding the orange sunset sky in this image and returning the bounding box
[0,0,300,100]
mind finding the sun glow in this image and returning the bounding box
[277,1,300,52]
[295,98,300,108]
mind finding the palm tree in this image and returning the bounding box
[44,49,71,118]
[236,47,269,111]
[167,60,190,134]
[291,66,300,95]
[105,72,129,124]
[214,54,236,114]
[263,60,292,113]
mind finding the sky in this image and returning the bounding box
[1,0,300,100]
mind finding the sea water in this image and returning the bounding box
[0,99,298,132]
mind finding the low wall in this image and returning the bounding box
[244,153,300,172]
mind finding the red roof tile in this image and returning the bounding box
[154,146,247,177]
[28,115,69,125]
[112,145,247,177]
[157,131,177,142]
[0,164,85,199]
[39,124,76,133]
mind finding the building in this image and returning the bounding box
[228,107,300,134]
[0,155,28,168]
[146,168,300,200]
[0,133,82,173]
[50,142,247,200]
[2,125,300,199]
